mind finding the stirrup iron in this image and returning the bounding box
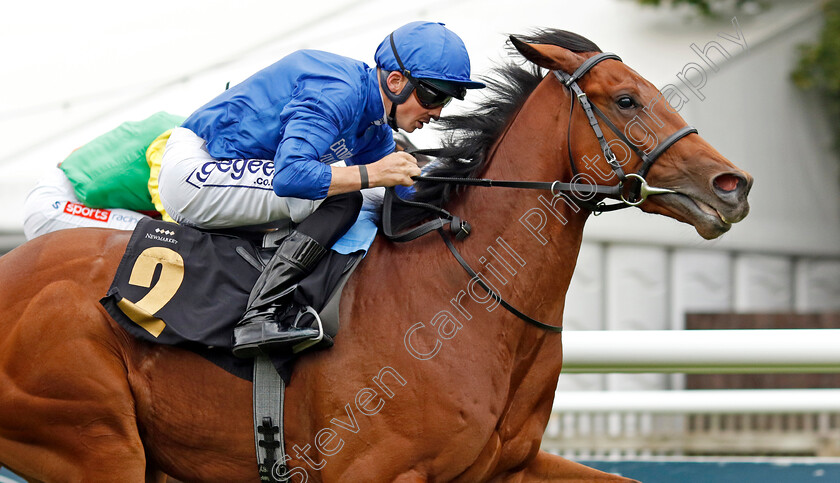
[292,306,324,354]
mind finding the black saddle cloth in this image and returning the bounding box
[100,218,359,382]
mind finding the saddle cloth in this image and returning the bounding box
[100,217,365,381]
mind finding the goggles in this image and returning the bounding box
[413,81,454,109]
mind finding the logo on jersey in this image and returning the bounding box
[319,138,354,164]
[64,202,111,222]
[186,159,275,190]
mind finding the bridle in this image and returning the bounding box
[405,52,699,212]
[553,52,697,211]
[382,51,698,332]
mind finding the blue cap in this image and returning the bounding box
[375,21,485,90]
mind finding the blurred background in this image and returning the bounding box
[2,0,839,481]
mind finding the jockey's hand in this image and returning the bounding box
[369,152,421,187]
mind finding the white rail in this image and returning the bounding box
[552,389,840,414]
[561,329,840,373]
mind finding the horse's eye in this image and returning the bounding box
[617,96,636,109]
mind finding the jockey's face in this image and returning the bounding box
[397,90,443,133]
[383,71,443,133]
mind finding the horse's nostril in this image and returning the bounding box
[714,174,741,193]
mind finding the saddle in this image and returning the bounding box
[100,218,362,381]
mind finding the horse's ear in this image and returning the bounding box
[509,35,584,74]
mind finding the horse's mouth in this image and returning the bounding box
[688,196,732,226]
[653,192,734,239]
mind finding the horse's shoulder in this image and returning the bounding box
[1,228,131,288]
[38,227,130,255]
[57,226,132,245]
[13,227,130,251]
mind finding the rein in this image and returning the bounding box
[382,187,563,333]
[383,52,698,333]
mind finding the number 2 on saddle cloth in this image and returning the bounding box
[100,218,355,364]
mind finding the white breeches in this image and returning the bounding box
[156,127,329,230]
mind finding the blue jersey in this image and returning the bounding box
[182,50,394,200]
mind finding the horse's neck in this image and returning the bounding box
[343,82,587,446]
[442,78,588,361]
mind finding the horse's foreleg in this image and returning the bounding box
[500,451,638,483]
[0,293,148,481]
[0,360,148,482]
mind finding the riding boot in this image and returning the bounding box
[232,230,327,358]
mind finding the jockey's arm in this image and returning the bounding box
[327,152,420,196]
[272,93,420,199]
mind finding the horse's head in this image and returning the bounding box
[511,34,752,239]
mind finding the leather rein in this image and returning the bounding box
[382,52,698,333]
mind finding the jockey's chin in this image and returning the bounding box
[396,100,442,133]
[399,116,435,133]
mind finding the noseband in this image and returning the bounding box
[382,52,699,333]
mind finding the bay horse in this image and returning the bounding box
[0,30,751,482]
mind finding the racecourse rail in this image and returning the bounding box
[547,328,840,457]
[561,329,840,373]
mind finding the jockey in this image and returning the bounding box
[155,21,485,357]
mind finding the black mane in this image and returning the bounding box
[391,29,602,229]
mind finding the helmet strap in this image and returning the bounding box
[379,31,421,131]
[378,68,415,105]
[388,102,399,131]
[378,68,414,131]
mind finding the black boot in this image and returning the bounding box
[232,231,327,358]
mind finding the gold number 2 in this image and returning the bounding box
[116,246,185,338]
